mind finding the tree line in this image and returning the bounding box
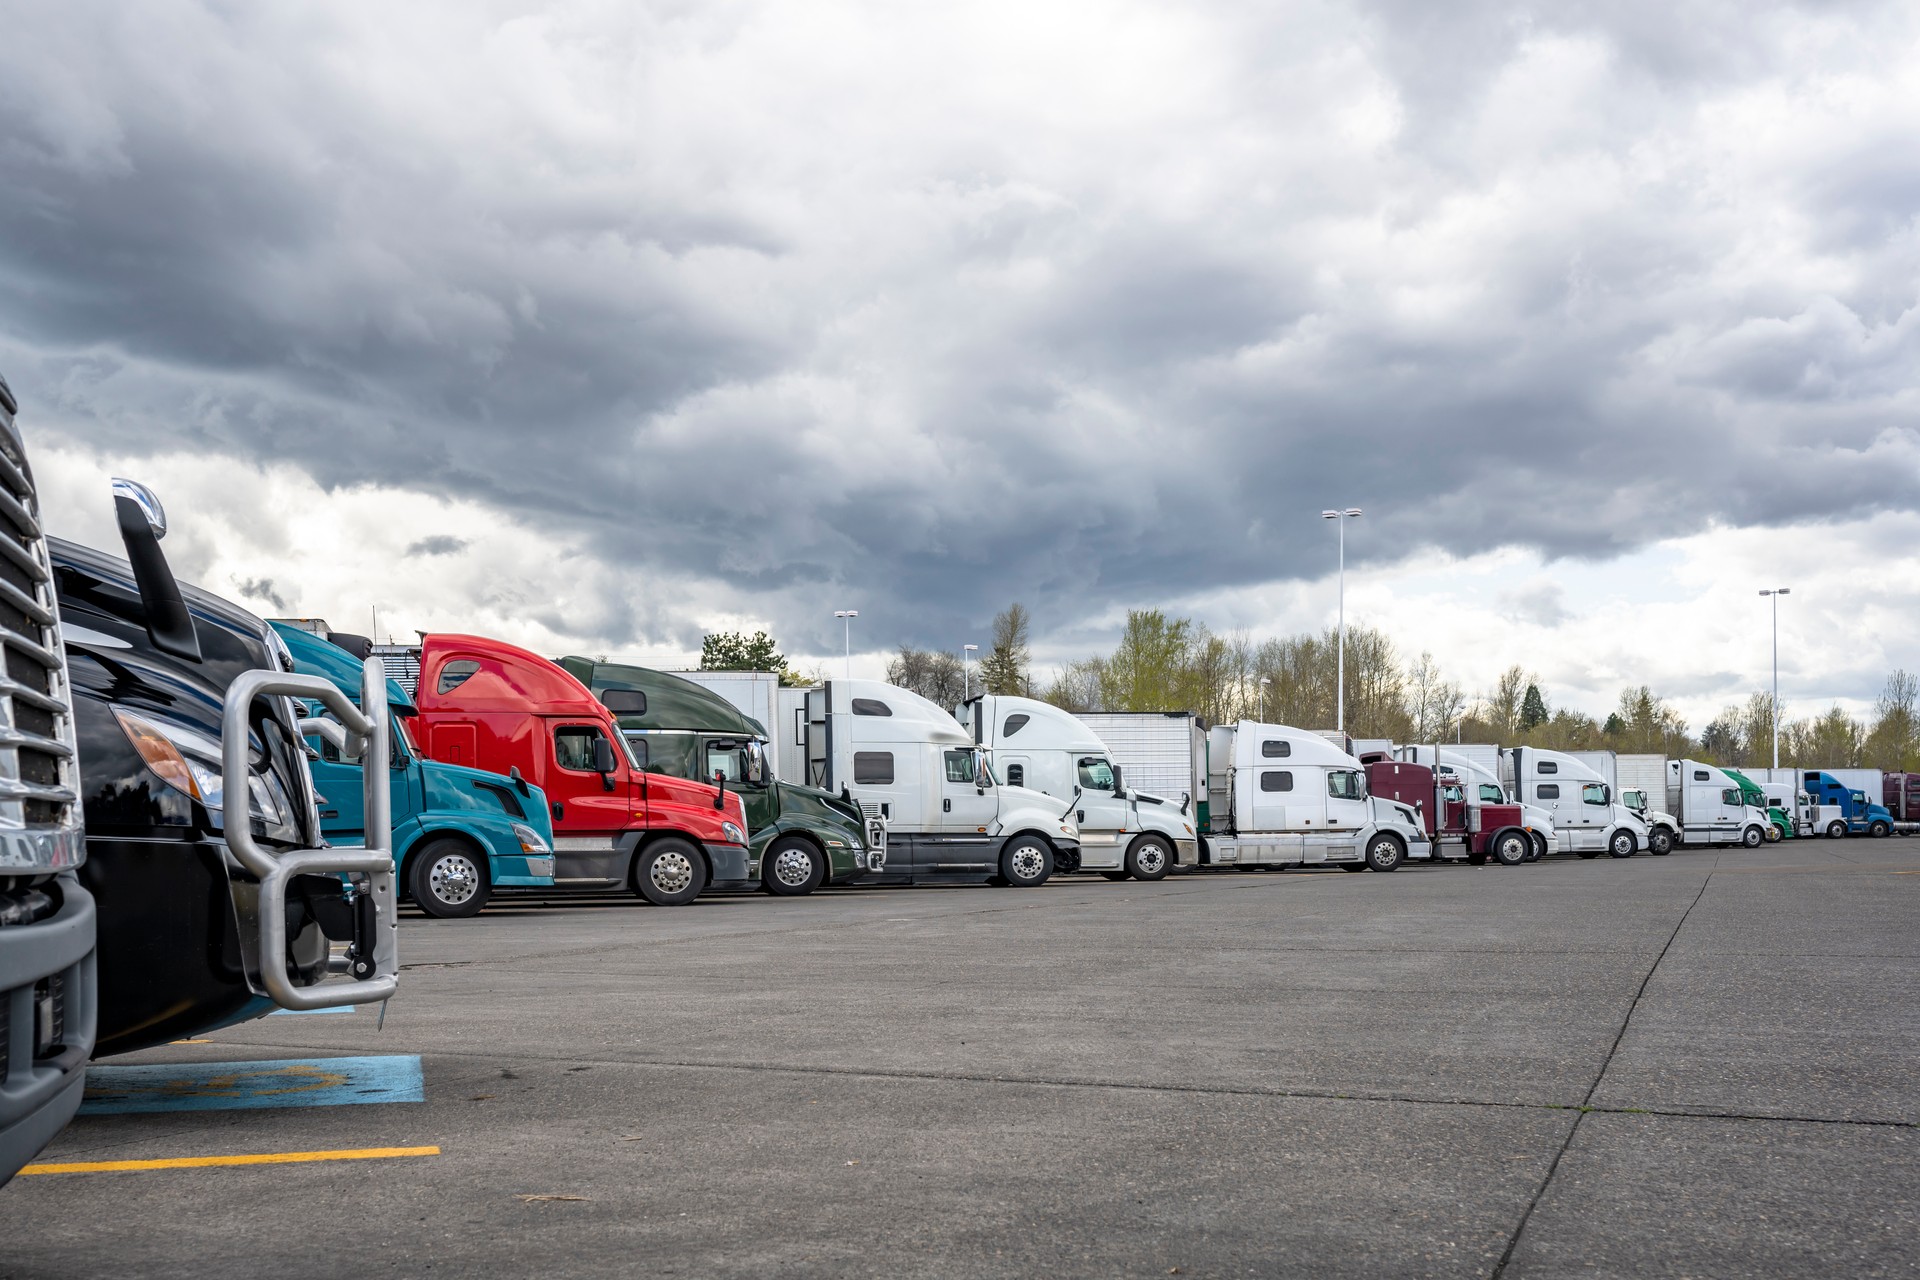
[856,605,1920,773]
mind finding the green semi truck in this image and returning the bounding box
[555,659,884,894]
[1723,767,1790,841]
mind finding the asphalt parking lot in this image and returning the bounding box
[6,839,1917,1279]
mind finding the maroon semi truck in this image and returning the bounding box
[1365,760,1533,866]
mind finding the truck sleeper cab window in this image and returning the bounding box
[1694,770,1710,781]
[439,660,480,693]
[851,698,891,717]
[1005,764,1024,787]
[1260,770,1293,792]
[1077,758,1116,790]
[1537,761,1558,774]
[1262,739,1290,758]
[1327,770,1363,800]
[1538,784,1561,800]
[1002,714,1030,737]
[854,751,893,785]
[555,725,614,773]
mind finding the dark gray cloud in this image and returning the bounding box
[2,0,1917,658]
[232,576,289,612]
[405,535,470,558]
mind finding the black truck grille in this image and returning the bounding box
[0,430,79,833]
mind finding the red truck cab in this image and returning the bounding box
[1365,760,1532,866]
[412,634,750,905]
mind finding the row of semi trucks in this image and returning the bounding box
[1,359,1906,1183]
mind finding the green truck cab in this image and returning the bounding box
[1723,768,1790,841]
[274,622,557,916]
[556,658,885,895]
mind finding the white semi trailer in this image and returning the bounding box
[797,680,1080,887]
[1394,745,1557,860]
[957,697,1200,880]
[1502,747,1649,858]
[1665,760,1772,847]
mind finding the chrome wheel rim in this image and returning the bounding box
[1614,835,1632,855]
[1136,844,1166,875]
[772,847,814,887]
[429,853,480,906]
[1009,845,1046,881]
[650,851,695,894]
[1371,839,1399,868]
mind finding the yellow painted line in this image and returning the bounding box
[18,1145,440,1176]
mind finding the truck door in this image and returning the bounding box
[1532,781,1579,850]
[546,721,630,881]
[1072,755,1127,870]
[1581,783,1613,841]
[932,747,1000,872]
[432,721,479,769]
[1321,767,1369,860]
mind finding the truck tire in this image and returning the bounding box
[1649,827,1673,856]
[408,838,490,918]
[1826,820,1847,838]
[633,838,708,906]
[1526,833,1546,861]
[1364,834,1404,872]
[1000,835,1053,888]
[1740,824,1764,849]
[762,837,825,897]
[1608,829,1636,858]
[1870,820,1891,838]
[1125,834,1174,882]
[1492,831,1529,866]
[1764,823,1783,843]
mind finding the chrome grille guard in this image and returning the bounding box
[221,658,397,1012]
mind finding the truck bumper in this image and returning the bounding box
[1,877,97,1185]
[703,843,752,889]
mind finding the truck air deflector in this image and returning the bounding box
[221,660,399,1012]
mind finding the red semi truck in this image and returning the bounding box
[1365,759,1534,866]
[411,633,751,906]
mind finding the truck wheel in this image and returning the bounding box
[1492,832,1529,866]
[633,838,708,906]
[1125,835,1174,882]
[408,838,490,918]
[1364,834,1404,872]
[1826,820,1847,839]
[1000,836,1053,888]
[1649,828,1673,856]
[762,837,824,897]
[1608,829,1636,858]
[1526,833,1545,861]
[1740,824,1763,849]
[1870,820,1891,838]
[1764,824,1783,843]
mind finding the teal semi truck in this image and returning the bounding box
[555,658,884,895]
[273,622,557,916]
[1723,768,1790,841]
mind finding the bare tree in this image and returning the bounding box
[885,646,966,707]
[1406,652,1465,742]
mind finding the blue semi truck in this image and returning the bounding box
[1802,771,1894,838]
[272,622,557,916]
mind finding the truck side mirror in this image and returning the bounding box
[592,736,618,790]
[112,477,202,663]
[1110,764,1125,797]
[713,769,727,810]
[509,765,530,796]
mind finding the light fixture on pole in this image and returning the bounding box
[1259,676,1271,724]
[1321,507,1363,732]
[834,610,859,680]
[963,644,978,699]
[1759,588,1790,770]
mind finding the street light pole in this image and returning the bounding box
[963,643,978,699]
[834,610,859,681]
[1321,508,1363,733]
[1259,675,1271,724]
[1759,588,1791,770]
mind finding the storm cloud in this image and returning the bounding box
[2,0,1916,659]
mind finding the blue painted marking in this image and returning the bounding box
[80,1056,424,1114]
[270,1005,357,1015]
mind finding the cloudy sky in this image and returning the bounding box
[4,0,1917,729]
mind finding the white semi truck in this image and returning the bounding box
[957,696,1199,880]
[1574,751,1679,855]
[1083,714,1429,871]
[1665,759,1772,848]
[1502,747,1649,858]
[798,680,1080,887]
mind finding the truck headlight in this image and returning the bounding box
[511,822,549,855]
[721,822,746,845]
[114,705,288,824]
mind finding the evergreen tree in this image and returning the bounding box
[978,604,1033,696]
[1519,683,1549,731]
[699,630,802,686]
